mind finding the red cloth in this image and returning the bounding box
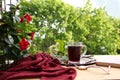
[0,52,76,80]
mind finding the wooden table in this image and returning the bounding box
[16,66,120,80]
[16,55,120,80]
[74,65,120,80]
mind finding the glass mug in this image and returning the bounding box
[67,42,87,64]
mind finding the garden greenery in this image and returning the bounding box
[1,0,120,56]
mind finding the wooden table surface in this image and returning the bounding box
[74,55,120,80]
[16,55,120,80]
[16,66,120,80]
[74,66,120,80]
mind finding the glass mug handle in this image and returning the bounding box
[81,45,87,57]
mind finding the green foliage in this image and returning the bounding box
[20,0,74,51]
[55,39,66,54]
[0,2,38,59]
[19,0,120,55]
[0,4,22,60]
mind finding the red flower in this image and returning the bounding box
[19,17,24,23]
[18,28,22,32]
[19,38,30,51]
[24,13,32,23]
[30,32,35,40]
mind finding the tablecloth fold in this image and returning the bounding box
[0,52,76,80]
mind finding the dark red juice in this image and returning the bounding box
[68,46,82,62]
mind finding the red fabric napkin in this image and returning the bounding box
[0,52,76,80]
